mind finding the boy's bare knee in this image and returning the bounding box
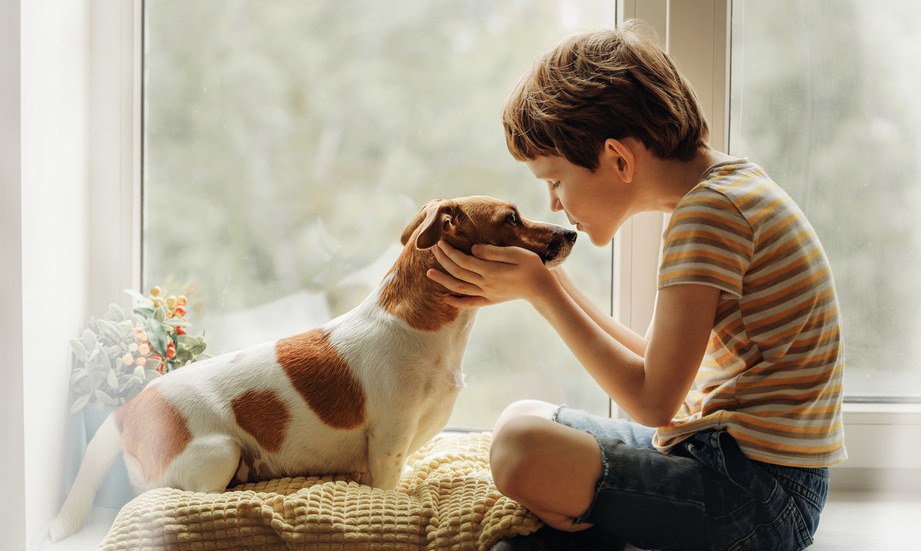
[493,399,558,434]
[490,415,550,499]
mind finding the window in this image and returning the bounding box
[143,1,616,429]
[729,0,921,402]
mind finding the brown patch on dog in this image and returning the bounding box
[114,386,192,484]
[379,249,461,332]
[231,390,290,453]
[276,329,366,429]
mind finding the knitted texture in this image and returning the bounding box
[100,432,541,550]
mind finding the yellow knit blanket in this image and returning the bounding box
[100,432,541,550]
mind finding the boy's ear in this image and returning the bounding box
[604,138,636,183]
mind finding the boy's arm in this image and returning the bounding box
[551,268,648,357]
[429,241,718,426]
[532,278,718,426]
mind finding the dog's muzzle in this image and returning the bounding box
[542,228,578,265]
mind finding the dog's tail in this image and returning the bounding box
[49,412,123,542]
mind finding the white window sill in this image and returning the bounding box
[842,400,921,421]
[40,492,921,551]
[832,401,921,493]
[38,505,118,551]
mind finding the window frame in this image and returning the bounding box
[89,0,144,313]
[97,0,921,491]
[621,0,921,490]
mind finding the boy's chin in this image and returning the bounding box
[586,229,615,246]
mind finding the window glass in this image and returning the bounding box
[730,0,921,400]
[144,1,616,428]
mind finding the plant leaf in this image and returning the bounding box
[117,320,134,339]
[107,369,118,389]
[123,288,147,303]
[145,317,169,356]
[133,307,155,318]
[87,345,100,365]
[103,303,125,322]
[96,319,121,342]
[82,328,97,350]
[70,394,91,414]
[69,338,89,363]
[94,389,115,405]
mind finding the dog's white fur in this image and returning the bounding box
[50,196,576,541]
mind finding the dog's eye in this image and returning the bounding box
[505,212,519,226]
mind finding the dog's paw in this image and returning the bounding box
[48,513,81,543]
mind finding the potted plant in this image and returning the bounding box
[66,286,207,506]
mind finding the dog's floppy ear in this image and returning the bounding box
[400,200,438,246]
[400,200,456,250]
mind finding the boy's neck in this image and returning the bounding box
[643,148,737,212]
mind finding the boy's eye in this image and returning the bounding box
[549,181,560,190]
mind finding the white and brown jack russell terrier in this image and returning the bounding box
[50,195,576,541]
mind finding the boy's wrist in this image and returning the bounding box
[528,269,566,313]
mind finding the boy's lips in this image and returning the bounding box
[564,212,583,230]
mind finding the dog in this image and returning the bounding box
[50,195,576,541]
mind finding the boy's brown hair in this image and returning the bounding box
[503,21,709,170]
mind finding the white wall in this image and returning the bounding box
[0,0,27,549]
[20,0,91,547]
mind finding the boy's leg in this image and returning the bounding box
[490,400,603,532]
[491,401,712,549]
[492,401,825,550]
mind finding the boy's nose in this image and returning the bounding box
[549,194,563,212]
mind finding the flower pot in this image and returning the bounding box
[81,403,135,508]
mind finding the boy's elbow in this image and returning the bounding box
[633,411,673,428]
[632,401,680,428]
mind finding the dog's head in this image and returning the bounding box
[400,196,576,267]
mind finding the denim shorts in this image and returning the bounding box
[554,406,829,551]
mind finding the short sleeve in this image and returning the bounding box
[658,187,754,298]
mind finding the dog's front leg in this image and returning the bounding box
[365,421,415,490]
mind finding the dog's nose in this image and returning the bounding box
[563,230,577,244]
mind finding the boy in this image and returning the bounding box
[426,22,845,550]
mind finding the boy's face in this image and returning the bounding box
[524,151,635,246]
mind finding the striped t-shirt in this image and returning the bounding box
[653,159,846,468]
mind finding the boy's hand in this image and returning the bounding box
[427,240,554,308]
